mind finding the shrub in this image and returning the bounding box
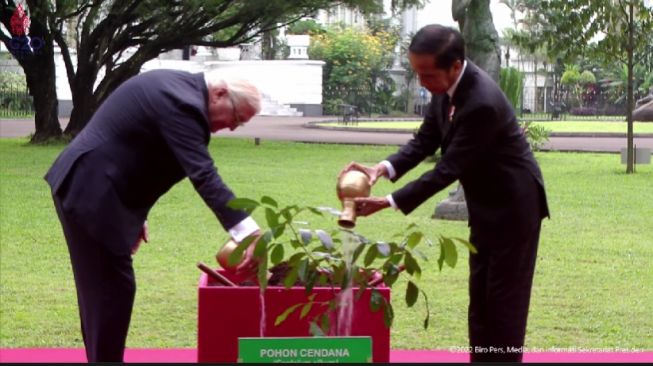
[521,122,551,151]
[499,67,524,112]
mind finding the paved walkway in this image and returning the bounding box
[2,116,652,153]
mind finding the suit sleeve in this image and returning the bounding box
[158,104,248,230]
[386,101,442,181]
[392,105,498,215]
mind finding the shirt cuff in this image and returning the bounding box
[228,216,260,243]
[386,194,399,210]
[380,160,396,180]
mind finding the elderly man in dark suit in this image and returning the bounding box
[340,25,549,362]
[45,69,262,362]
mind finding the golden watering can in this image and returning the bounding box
[216,239,243,271]
[336,170,371,229]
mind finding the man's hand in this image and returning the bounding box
[338,161,388,186]
[234,230,262,278]
[354,196,391,217]
[131,221,149,255]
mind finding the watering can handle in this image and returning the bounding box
[197,262,237,287]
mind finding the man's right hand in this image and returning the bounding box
[338,161,388,186]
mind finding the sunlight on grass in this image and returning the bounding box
[1,137,651,350]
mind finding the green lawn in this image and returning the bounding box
[0,112,34,119]
[1,137,651,351]
[318,121,653,134]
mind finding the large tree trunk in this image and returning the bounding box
[63,52,148,136]
[436,0,501,221]
[626,2,634,174]
[64,79,97,137]
[459,0,501,82]
[24,53,61,143]
[1,1,62,143]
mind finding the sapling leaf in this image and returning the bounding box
[287,252,304,265]
[299,229,312,245]
[437,237,446,271]
[405,281,418,307]
[352,242,366,263]
[383,299,394,328]
[283,264,299,288]
[376,242,391,257]
[421,290,430,329]
[253,234,268,258]
[305,269,318,293]
[275,303,303,326]
[261,195,278,208]
[272,224,285,239]
[454,237,477,254]
[297,258,309,283]
[270,244,284,265]
[227,198,259,213]
[280,207,292,222]
[265,207,279,228]
[307,206,325,217]
[316,230,333,249]
[404,251,419,276]
[370,289,383,312]
[405,222,418,231]
[442,237,457,268]
[300,294,316,319]
[228,238,250,266]
[309,321,325,337]
[320,313,330,335]
[405,231,423,249]
[364,244,378,267]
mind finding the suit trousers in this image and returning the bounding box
[53,195,135,362]
[467,197,543,362]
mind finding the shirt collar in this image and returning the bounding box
[447,60,467,100]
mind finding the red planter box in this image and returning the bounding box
[197,270,391,363]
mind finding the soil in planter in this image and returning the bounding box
[207,262,381,288]
[208,262,302,287]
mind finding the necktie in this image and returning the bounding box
[441,94,450,123]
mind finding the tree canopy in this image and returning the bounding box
[1,0,424,140]
[511,0,653,173]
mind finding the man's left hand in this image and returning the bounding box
[131,221,149,255]
[354,196,390,217]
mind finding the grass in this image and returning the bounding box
[317,121,653,134]
[0,112,34,119]
[1,137,652,351]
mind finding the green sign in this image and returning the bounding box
[238,336,372,363]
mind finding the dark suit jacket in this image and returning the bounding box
[387,61,549,235]
[45,70,248,255]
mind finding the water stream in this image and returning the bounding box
[335,231,358,336]
[259,287,266,337]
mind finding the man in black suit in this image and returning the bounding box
[45,69,263,362]
[340,25,549,362]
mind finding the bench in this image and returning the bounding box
[339,104,359,125]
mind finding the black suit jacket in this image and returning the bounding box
[45,70,248,255]
[387,61,549,233]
